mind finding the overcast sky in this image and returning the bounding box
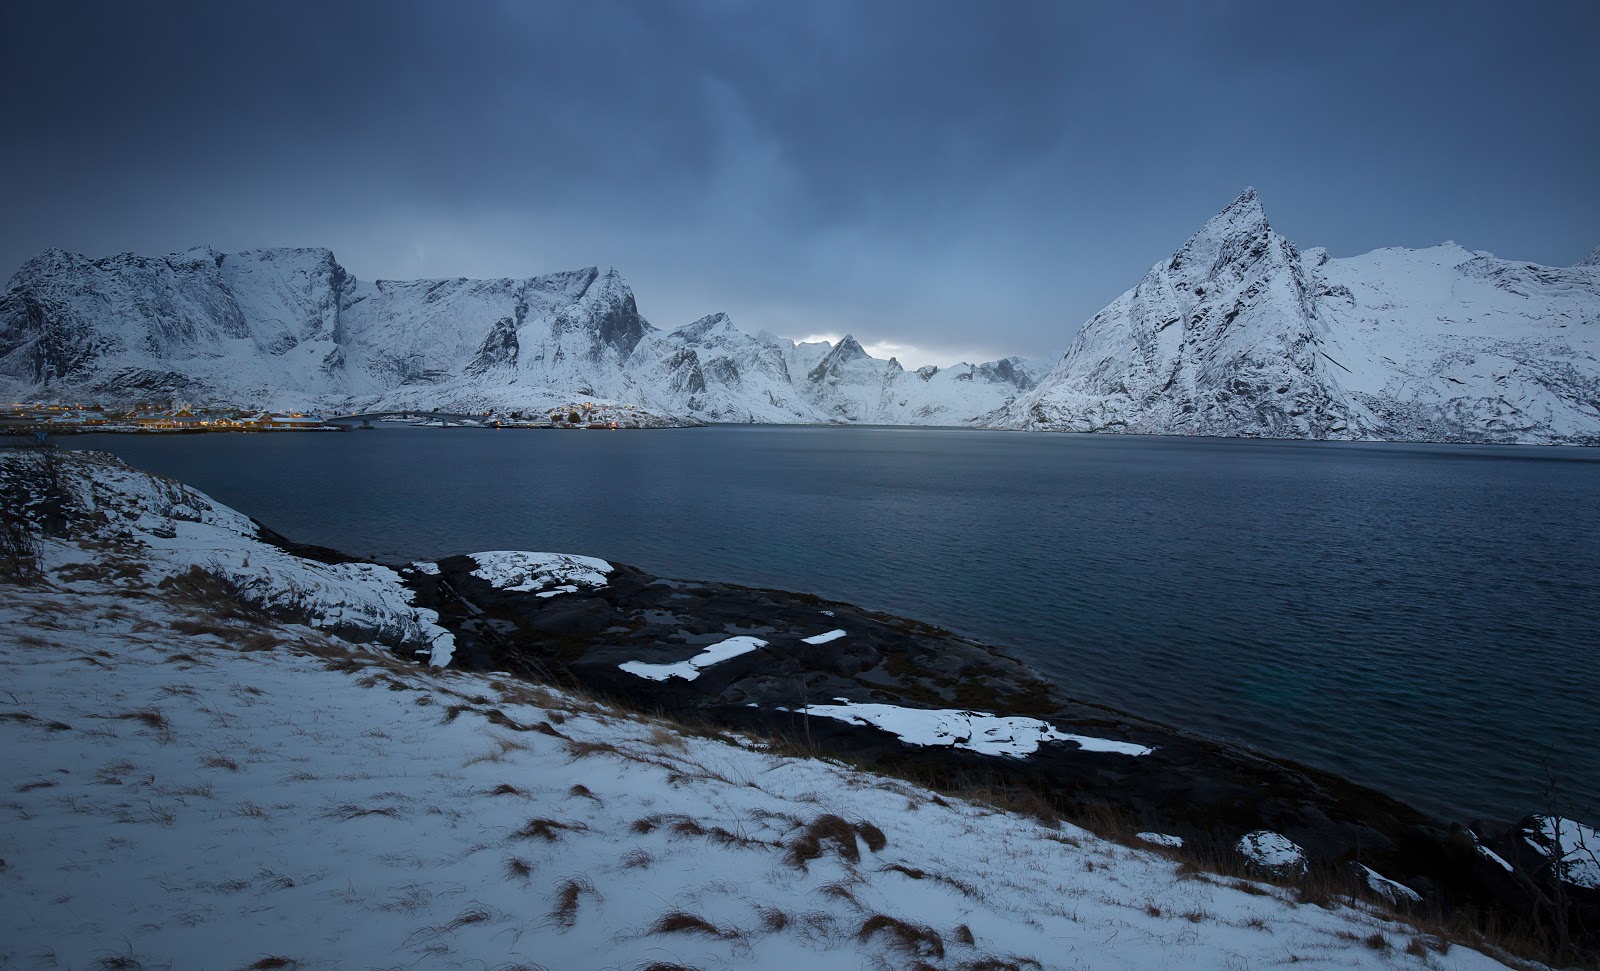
[2,1,1595,367]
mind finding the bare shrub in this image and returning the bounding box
[0,501,41,580]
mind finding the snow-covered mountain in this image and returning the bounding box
[994,189,1600,444]
[0,247,1044,424]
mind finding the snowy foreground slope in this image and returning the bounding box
[994,190,1600,444]
[0,454,1536,970]
[0,248,1044,425]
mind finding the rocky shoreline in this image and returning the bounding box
[6,446,1593,956]
[386,548,1595,944]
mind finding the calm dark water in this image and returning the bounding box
[71,425,1599,825]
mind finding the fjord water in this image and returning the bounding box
[77,426,1598,824]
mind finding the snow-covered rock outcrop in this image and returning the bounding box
[0,248,1044,424]
[995,189,1600,444]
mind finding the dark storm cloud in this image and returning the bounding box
[2,0,1596,365]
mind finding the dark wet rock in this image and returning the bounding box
[394,553,1590,948]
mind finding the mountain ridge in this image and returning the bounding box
[0,248,1045,425]
[5,197,1597,441]
[992,190,1600,444]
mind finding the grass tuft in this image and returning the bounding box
[322,804,399,821]
[784,813,884,868]
[550,877,597,929]
[619,848,653,869]
[504,857,533,881]
[515,817,586,842]
[647,910,726,938]
[857,914,945,960]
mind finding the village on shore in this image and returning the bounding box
[1,399,694,435]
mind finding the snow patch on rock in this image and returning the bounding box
[618,635,768,682]
[1361,864,1422,904]
[1238,831,1308,875]
[794,702,1154,758]
[1524,815,1600,888]
[468,550,612,596]
[801,628,847,645]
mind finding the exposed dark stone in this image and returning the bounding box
[382,552,1587,943]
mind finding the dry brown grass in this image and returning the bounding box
[857,914,945,960]
[648,725,687,749]
[619,848,653,869]
[646,910,728,938]
[783,813,886,868]
[321,804,399,821]
[503,857,534,882]
[879,863,980,899]
[563,739,622,761]
[514,817,586,842]
[755,906,790,932]
[462,733,530,767]
[549,877,597,929]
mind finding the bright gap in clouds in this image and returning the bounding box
[791,333,1005,371]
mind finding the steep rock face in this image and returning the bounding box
[0,249,1040,424]
[997,191,1600,444]
[465,317,519,375]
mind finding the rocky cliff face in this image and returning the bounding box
[0,249,1042,424]
[994,190,1600,444]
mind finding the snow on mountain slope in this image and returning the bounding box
[0,250,1039,424]
[1310,243,1600,442]
[0,450,1521,971]
[996,189,1600,444]
[796,334,1046,425]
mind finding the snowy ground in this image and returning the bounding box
[0,450,1537,968]
[1,581,1524,971]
